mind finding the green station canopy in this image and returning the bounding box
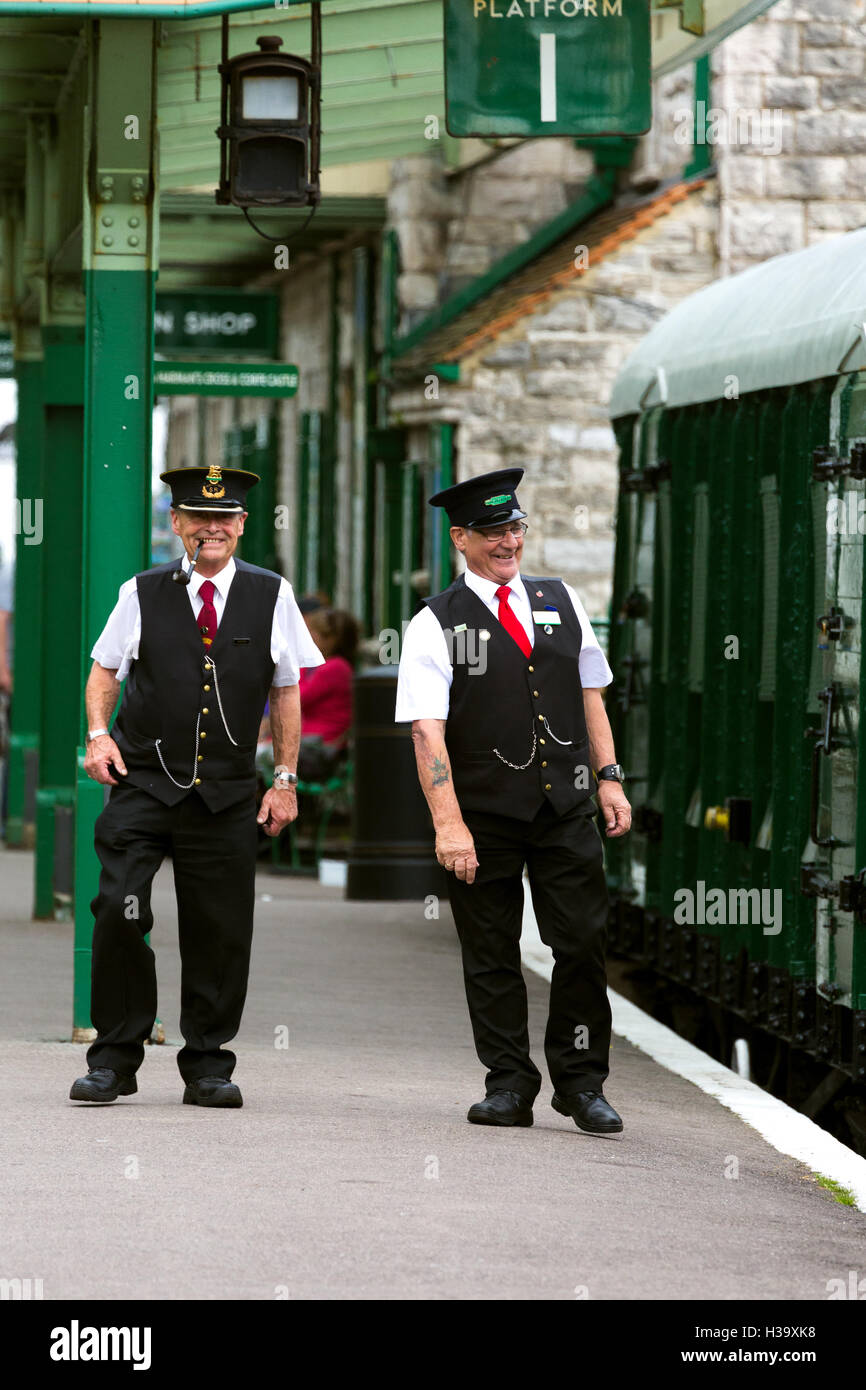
[610,227,866,419]
[0,0,781,186]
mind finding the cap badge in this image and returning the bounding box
[202,465,225,500]
[484,493,510,506]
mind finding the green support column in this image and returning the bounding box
[6,336,44,847]
[34,324,86,919]
[73,19,157,1038]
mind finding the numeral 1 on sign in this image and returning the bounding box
[539,33,557,122]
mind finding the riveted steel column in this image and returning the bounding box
[74,19,158,1038]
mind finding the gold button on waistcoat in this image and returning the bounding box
[528,665,534,672]
[200,732,206,739]
[539,738,546,746]
[203,684,211,692]
[538,714,544,722]
[204,664,212,672]
[194,778,201,785]
[544,783,552,791]
[202,707,209,715]
[541,761,548,768]
[533,690,539,697]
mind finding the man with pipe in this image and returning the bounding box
[396,469,630,1133]
[70,465,323,1108]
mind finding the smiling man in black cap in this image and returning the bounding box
[69,464,323,1109]
[395,468,630,1134]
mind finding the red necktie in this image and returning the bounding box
[198,579,218,648]
[495,584,531,659]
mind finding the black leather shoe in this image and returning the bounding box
[69,1068,137,1103]
[467,1090,534,1127]
[552,1090,623,1134]
[183,1076,243,1108]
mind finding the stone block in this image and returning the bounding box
[528,295,594,333]
[712,72,765,113]
[820,77,866,111]
[797,110,866,153]
[579,426,618,452]
[763,76,820,110]
[388,178,452,223]
[444,242,493,276]
[715,19,800,77]
[480,340,532,368]
[721,201,805,260]
[803,47,864,76]
[592,295,663,333]
[719,156,767,198]
[806,202,866,231]
[843,155,866,197]
[544,536,615,577]
[393,218,446,273]
[765,155,848,198]
[804,22,845,45]
[397,271,439,312]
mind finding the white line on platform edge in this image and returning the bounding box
[520,887,866,1212]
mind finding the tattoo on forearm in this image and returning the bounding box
[430,755,450,787]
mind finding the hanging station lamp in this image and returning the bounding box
[216,6,322,238]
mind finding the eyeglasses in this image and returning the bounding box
[472,522,529,543]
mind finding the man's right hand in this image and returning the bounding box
[435,820,479,885]
[84,734,128,786]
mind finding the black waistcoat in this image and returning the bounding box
[112,558,280,812]
[422,573,593,823]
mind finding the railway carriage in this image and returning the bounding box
[606,227,866,1148]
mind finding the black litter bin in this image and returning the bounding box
[345,666,449,901]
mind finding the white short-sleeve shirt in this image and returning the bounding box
[91,556,325,686]
[394,569,612,722]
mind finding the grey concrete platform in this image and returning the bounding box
[0,842,863,1301]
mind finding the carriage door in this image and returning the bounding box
[802,374,866,1011]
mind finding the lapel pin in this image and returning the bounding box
[536,589,543,596]
[544,625,553,634]
[480,629,490,640]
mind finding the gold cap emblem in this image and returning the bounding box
[202,465,225,500]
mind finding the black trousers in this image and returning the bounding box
[445,798,612,1103]
[86,783,258,1083]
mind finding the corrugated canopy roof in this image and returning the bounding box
[394,176,705,372]
[610,227,866,419]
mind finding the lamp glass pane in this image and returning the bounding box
[242,75,300,120]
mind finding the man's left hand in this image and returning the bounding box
[257,787,298,837]
[596,779,631,838]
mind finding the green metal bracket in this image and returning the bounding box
[431,362,460,382]
[651,0,706,36]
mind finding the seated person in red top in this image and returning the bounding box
[297,606,359,782]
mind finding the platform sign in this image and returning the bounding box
[153,362,299,398]
[154,291,279,359]
[444,0,652,137]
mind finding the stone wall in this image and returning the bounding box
[711,0,866,274]
[390,140,595,331]
[390,186,719,618]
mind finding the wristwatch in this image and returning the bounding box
[596,763,625,784]
[273,765,299,789]
[86,728,110,743]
